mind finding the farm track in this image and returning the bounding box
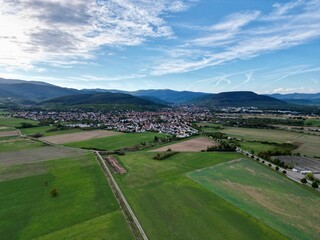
[95,151,148,240]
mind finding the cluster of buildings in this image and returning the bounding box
[12,107,210,137]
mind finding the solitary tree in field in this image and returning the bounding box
[50,188,58,197]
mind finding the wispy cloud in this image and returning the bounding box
[152,0,320,75]
[0,0,192,71]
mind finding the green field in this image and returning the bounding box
[0,117,39,128]
[66,132,167,151]
[218,127,320,157]
[114,152,287,240]
[305,118,320,127]
[0,153,133,240]
[0,138,45,153]
[188,158,320,240]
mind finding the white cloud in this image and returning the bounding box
[152,0,320,75]
[0,0,192,71]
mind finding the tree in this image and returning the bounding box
[300,178,307,184]
[306,172,315,181]
[50,188,59,197]
[275,166,279,171]
[282,170,287,174]
[312,181,319,188]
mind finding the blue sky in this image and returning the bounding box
[0,0,319,93]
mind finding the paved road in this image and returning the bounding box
[236,148,320,192]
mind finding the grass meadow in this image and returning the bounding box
[188,158,320,240]
[65,132,167,151]
[114,152,287,240]
[0,153,133,240]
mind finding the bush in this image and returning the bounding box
[300,178,307,184]
[262,160,265,163]
[153,152,178,160]
[268,163,272,167]
[31,132,43,138]
[275,166,279,171]
[282,170,287,174]
[50,188,58,197]
[312,182,319,188]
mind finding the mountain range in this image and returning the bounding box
[0,77,319,111]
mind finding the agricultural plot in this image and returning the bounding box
[41,130,121,144]
[0,117,38,127]
[150,136,217,152]
[0,130,19,137]
[188,158,320,240]
[20,126,84,137]
[0,138,45,153]
[0,153,133,240]
[0,146,86,167]
[219,127,320,157]
[66,132,167,151]
[114,152,287,240]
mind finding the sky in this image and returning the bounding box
[0,0,319,94]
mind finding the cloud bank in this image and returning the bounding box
[0,0,191,70]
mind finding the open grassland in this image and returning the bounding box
[0,138,45,153]
[41,130,121,144]
[188,159,320,240]
[0,153,133,240]
[0,117,38,127]
[305,118,320,127]
[0,146,86,167]
[219,127,320,157]
[114,152,287,240]
[150,136,217,152]
[66,132,167,151]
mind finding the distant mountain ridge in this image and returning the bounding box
[0,77,317,110]
[269,92,320,106]
[42,92,163,111]
[194,91,287,108]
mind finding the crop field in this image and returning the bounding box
[114,152,287,240]
[0,117,38,127]
[40,130,121,144]
[0,146,86,167]
[188,158,320,240]
[0,138,45,153]
[66,132,167,151]
[20,126,85,137]
[239,141,276,154]
[150,137,217,152]
[0,130,19,137]
[218,127,320,157]
[0,153,133,240]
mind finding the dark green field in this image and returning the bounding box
[0,138,45,153]
[65,132,167,151]
[0,117,39,128]
[0,153,133,240]
[114,152,287,240]
[188,158,320,240]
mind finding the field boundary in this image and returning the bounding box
[95,151,148,240]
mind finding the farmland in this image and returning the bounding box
[41,130,121,144]
[66,132,167,151]
[0,151,133,240]
[0,117,38,128]
[188,158,320,240]
[150,136,217,152]
[0,138,45,153]
[215,127,320,157]
[114,152,287,240]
